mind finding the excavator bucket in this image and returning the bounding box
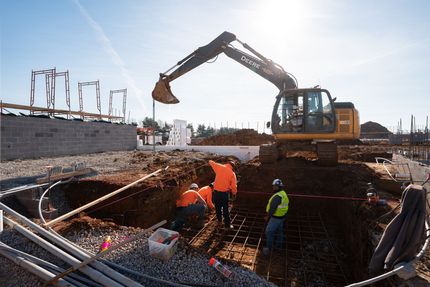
[152,78,179,104]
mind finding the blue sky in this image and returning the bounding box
[1,0,429,131]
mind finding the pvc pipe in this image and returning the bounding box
[39,223,188,287]
[0,209,3,234]
[0,242,102,287]
[45,167,165,227]
[103,260,191,287]
[3,216,124,287]
[46,220,166,286]
[0,202,143,287]
[0,248,75,287]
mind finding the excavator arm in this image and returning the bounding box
[152,31,297,104]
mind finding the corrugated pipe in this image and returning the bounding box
[0,202,143,287]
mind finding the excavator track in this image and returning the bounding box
[316,141,338,166]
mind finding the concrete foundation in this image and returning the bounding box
[1,114,137,161]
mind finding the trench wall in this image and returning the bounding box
[0,114,137,160]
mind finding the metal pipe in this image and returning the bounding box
[0,203,141,287]
[0,247,75,287]
[3,216,124,287]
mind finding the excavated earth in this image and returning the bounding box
[1,149,429,286]
[196,129,273,146]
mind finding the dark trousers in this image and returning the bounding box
[213,191,230,227]
[171,204,205,232]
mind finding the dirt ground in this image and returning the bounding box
[1,148,429,286]
[197,129,274,146]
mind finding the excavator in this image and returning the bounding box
[152,31,360,165]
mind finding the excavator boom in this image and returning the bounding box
[152,31,297,104]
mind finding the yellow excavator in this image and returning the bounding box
[152,31,360,165]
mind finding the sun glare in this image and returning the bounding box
[256,0,306,38]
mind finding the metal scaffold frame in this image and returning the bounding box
[47,70,71,116]
[109,89,127,123]
[30,68,72,117]
[30,68,56,113]
[78,80,101,119]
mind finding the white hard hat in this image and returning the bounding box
[189,183,199,190]
[272,179,283,187]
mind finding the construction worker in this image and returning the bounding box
[198,183,215,210]
[263,179,289,256]
[209,160,237,229]
[171,183,207,232]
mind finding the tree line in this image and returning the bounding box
[142,117,239,138]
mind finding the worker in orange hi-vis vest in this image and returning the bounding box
[198,183,215,210]
[171,183,207,232]
[209,160,237,230]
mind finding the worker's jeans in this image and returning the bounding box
[265,217,285,250]
[171,204,205,232]
[213,191,230,227]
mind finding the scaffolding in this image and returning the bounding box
[109,89,127,123]
[78,80,101,119]
[30,68,72,117]
[30,68,56,113]
[48,70,71,116]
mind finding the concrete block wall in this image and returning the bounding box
[1,114,137,160]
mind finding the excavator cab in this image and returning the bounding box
[271,88,336,136]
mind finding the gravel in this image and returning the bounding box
[1,150,269,286]
[0,220,276,287]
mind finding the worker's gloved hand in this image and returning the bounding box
[264,215,269,222]
[229,193,237,202]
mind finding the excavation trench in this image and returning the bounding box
[58,158,388,287]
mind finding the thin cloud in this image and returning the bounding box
[324,35,430,79]
[73,0,148,114]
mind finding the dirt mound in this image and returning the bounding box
[338,145,392,162]
[197,129,273,146]
[53,215,119,234]
[361,121,392,138]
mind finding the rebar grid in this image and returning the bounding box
[181,204,347,286]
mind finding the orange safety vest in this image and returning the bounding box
[209,160,237,194]
[198,186,214,209]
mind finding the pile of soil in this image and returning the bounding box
[338,145,392,162]
[361,121,392,138]
[196,129,273,146]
